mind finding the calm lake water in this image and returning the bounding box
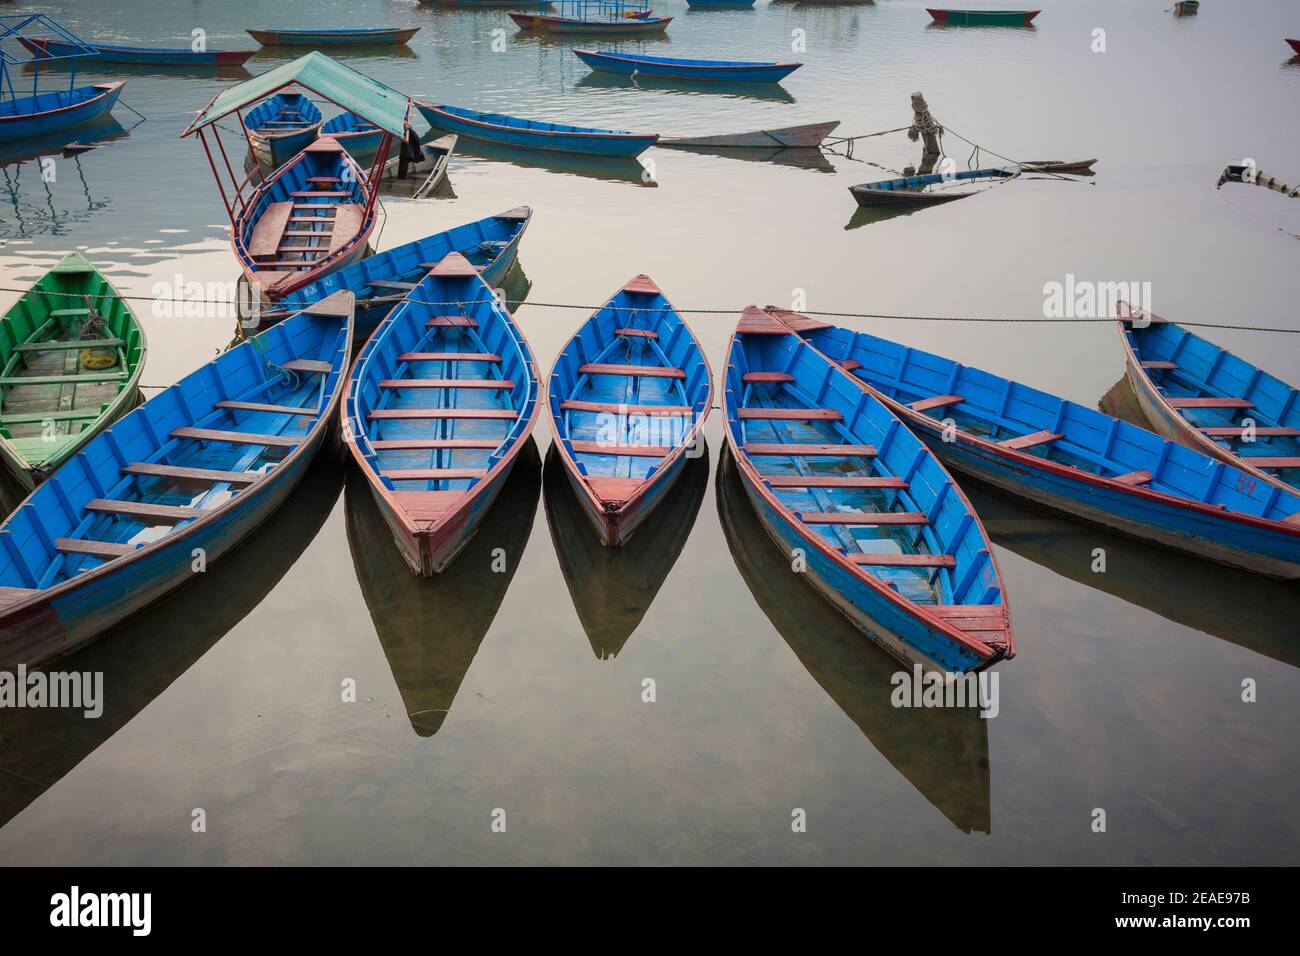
[2,0,1299,864]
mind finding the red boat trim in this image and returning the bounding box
[0,81,125,128]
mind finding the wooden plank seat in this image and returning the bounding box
[764,475,908,489]
[907,394,964,413]
[280,359,333,374]
[1199,426,1300,437]
[14,337,123,352]
[55,537,136,559]
[283,230,333,238]
[997,430,1063,451]
[845,552,957,568]
[383,468,488,481]
[366,280,417,291]
[568,440,671,457]
[367,408,516,420]
[215,400,317,417]
[122,462,264,485]
[579,363,686,379]
[307,176,341,184]
[0,371,126,386]
[291,204,338,210]
[837,359,862,371]
[370,438,502,450]
[289,216,333,223]
[398,352,501,363]
[742,372,794,384]
[615,328,657,339]
[799,511,928,526]
[427,315,477,328]
[0,408,105,426]
[290,190,350,198]
[1140,360,1179,369]
[560,399,692,416]
[737,408,842,421]
[248,201,295,258]
[0,586,37,610]
[251,260,318,269]
[745,442,877,457]
[85,498,204,522]
[170,426,300,448]
[49,308,91,319]
[1241,457,1300,469]
[1165,397,1254,409]
[1112,469,1154,486]
[377,378,514,390]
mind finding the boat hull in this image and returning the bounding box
[572,49,798,83]
[21,37,254,65]
[415,102,656,157]
[249,124,322,169]
[509,13,672,35]
[247,28,420,46]
[0,81,124,143]
[893,409,1300,580]
[660,120,839,149]
[1288,39,1300,55]
[686,0,756,7]
[927,8,1040,26]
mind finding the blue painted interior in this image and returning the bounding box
[0,308,348,590]
[549,282,711,482]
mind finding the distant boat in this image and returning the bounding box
[547,275,714,546]
[247,27,421,46]
[572,48,800,84]
[1173,1,1199,14]
[433,0,553,5]
[415,101,657,157]
[686,0,756,7]
[660,120,840,150]
[1118,309,1300,495]
[927,9,1040,26]
[849,167,1015,207]
[724,307,1014,673]
[0,292,355,669]
[379,133,458,199]
[343,252,541,576]
[321,111,385,161]
[0,253,147,494]
[245,92,323,169]
[1017,158,1097,174]
[509,12,673,35]
[235,136,376,300]
[1287,39,1300,55]
[19,36,256,66]
[262,207,532,338]
[0,81,125,143]
[788,317,1300,579]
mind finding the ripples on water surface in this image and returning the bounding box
[1,0,1299,864]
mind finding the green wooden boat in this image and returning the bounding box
[0,253,146,493]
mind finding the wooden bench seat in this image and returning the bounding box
[371,438,501,450]
[216,400,317,416]
[85,498,204,522]
[614,328,657,339]
[383,468,488,481]
[799,511,927,526]
[1242,457,1300,470]
[1140,360,1179,370]
[764,475,907,489]
[366,279,417,291]
[248,201,295,258]
[378,378,513,390]
[579,363,685,379]
[737,408,842,421]
[907,394,964,413]
[846,552,957,568]
[745,443,877,457]
[742,372,794,384]
[14,337,122,352]
[997,430,1063,451]
[398,352,500,363]
[427,315,477,328]
[560,399,692,416]
[0,371,125,387]
[568,440,670,457]
[122,462,263,486]
[1166,397,1254,409]
[1112,469,1154,486]
[367,408,515,420]
[1199,426,1300,437]
[55,538,135,559]
[171,426,300,448]
[281,359,333,374]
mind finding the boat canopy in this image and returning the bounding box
[0,14,99,101]
[182,51,410,138]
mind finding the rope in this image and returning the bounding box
[3,284,1292,334]
[942,125,1081,183]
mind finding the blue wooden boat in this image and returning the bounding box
[247,27,421,47]
[19,36,256,67]
[850,167,1015,207]
[344,253,541,576]
[548,275,713,546]
[686,0,756,7]
[262,207,531,339]
[0,292,355,669]
[572,49,800,83]
[236,136,376,300]
[724,307,1013,673]
[0,81,125,144]
[1118,309,1300,495]
[245,92,323,168]
[415,101,658,157]
[785,315,1300,579]
[321,111,385,160]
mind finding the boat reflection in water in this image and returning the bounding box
[0,455,345,830]
[345,438,542,736]
[451,138,657,187]
[543,441,709,660]
[715,448,992,833]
